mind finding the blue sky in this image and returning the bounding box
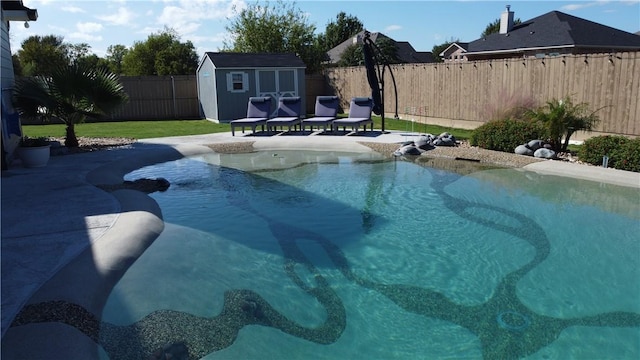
[11,0,640,58]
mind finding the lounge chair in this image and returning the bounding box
[266,96,302,134]
[300,96,339,133]
[230,96,271,136]
[332,97,374,133]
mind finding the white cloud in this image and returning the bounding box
[77,22,103,33]
[97,7,137,26]
[156,0,245,38]
[61,5,85,13]
[385,25,402,32]
[561,1,613,11]
[68,32,103,42]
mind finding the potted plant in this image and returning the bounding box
[18,136,51,168]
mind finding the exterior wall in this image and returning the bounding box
[215,68,259,121]
[197,58,217,120]
[213,67,306,122]
[1,18,21,162]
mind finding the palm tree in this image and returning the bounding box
[12,63,129,147]
[527,96,602,152]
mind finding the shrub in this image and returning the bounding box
[612,139,640,172]
[578,135,640,172]
[471,119,548,153]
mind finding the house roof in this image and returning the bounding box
[326,30,383,64]
[326,30,434,64]
[465,10,640,55]
[395,42,435,63]
[1,0,38,21]
[439,42,469,57]
[202,52,306,68]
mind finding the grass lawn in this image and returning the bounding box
[22,117,474,141]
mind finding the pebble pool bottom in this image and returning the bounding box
[99,150,640,359]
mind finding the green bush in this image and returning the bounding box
[470,119,548,153]
[612,139,640,172]
[578,135,640,172]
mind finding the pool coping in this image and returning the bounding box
[2,132,638,358]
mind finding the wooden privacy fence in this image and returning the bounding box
[326,51,640,138]
[110,75,200,120]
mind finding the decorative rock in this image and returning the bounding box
[527,140,545,151]
[415,136,435,150]
[515,144,534,156]
[434,137,456,147]
[393,144,421,156]
[534,148,556,159]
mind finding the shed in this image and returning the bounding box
[197,52,306,122]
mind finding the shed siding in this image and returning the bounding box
[216,69,259,121]
[197,58,217,120]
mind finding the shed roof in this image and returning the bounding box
[203,52,306,68]
[466,11,640,55]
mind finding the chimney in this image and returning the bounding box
[499,5,514,34]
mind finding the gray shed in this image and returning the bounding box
[197,52,306,122]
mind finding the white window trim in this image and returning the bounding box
[226,71,249,93]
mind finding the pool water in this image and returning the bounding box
[99,151,640,359]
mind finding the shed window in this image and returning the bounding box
[227,72,249,93]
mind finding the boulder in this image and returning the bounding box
[534,148,556,159]
[415,135,434,150]
[434,136,456,146]
[527,140,545,151]
[394,144,421,156]
[515,144,534,156]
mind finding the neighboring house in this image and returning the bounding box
[440,5,640,62]
[439,42,469,62]
[326,30,434,65]
[1,0,37,169]
[197,52,306,122]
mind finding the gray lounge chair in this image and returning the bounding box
[301,96,339,133]
[266,96,302,134]
[230,96,271,136]
[332,97,374,133]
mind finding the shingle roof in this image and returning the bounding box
[326,31,434,64]
[204,52,306,68]
[466,11,640,54]
[326,30,383,64]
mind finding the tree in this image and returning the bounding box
[105,44,128,74]
[67,43,91,64]
[319,12,364,52]
[338,44,363,66]
[16,35,69,76]
[224,1,322,73]
[526,96,602,152]
[481,18,522,38]
[338,36,399,67]
[12,63,129,147]
[121,27,198,75]
[431,38,460,63]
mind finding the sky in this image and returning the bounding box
[9,0,640,58]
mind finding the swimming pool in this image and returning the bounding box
[99,150,640,359]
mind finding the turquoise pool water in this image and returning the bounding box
[100,151,640,359]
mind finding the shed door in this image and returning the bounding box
[256,69,298,115]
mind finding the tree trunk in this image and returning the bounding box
[65,124,79,147]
